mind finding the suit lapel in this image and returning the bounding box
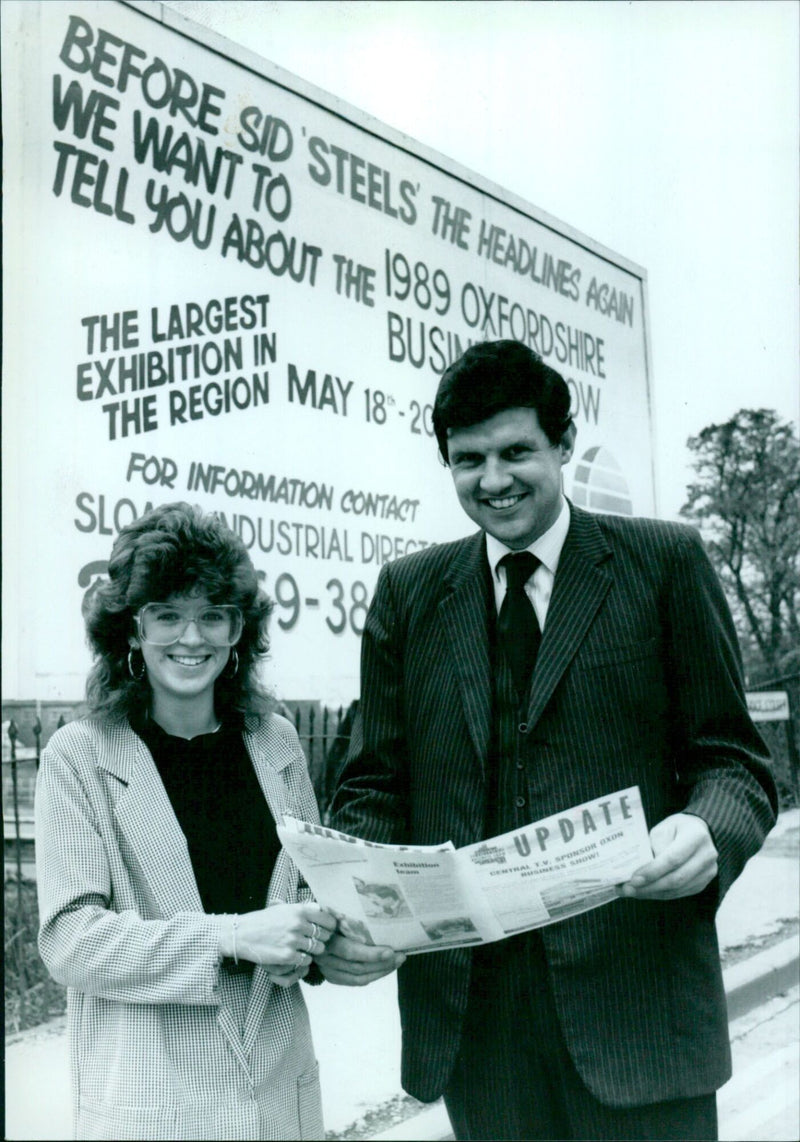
[526,507,613,727]
[105,724,205,916]
[245,723,301,910]
[436,515,613,741]
[106,720,300,1064]
[440,533,493,768]
[241,723,300,1056]
[102,725,253,1066]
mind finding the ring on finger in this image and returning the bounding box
[306,934,314,952]
[296,951,306,968]
[311,922,319,941]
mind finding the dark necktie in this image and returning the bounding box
[498,552,541,697]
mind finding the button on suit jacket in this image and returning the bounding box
[332,505,776,1108]
[36,714,324,1141]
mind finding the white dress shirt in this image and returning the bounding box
[486,498,571,630]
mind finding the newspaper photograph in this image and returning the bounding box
[278,786,653,954]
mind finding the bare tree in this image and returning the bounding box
[681,409,800,682]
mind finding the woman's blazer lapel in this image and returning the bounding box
[104,725,254,1068]
[107,719,305,1064]
[106,718,301,918]
[105,723,260,1068]
[241,720,303,1056]
[106,723,206,916]
[245,723,302,905]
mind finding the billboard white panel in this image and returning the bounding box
[746,692,790,723]
[2,0,654,705]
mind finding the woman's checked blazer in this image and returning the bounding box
[35,713,323,1141]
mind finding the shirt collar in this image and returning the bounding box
[486,497,571,581]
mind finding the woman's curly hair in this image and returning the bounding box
[84,502,274,725]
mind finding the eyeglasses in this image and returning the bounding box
[135,603,244,646]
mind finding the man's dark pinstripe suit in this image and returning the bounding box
[331,504,776,1114]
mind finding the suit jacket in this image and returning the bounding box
[331,506,776,1107]
[35,714,324,1141]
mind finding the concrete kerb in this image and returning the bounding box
[723,934,800,1022]
[366,934,800,1142]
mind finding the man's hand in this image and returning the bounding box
[315,933,406,986]
[618,813,718,900]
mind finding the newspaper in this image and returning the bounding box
[278,786,653,954]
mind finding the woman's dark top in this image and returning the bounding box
[130,713,281,918]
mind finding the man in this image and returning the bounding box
[319,340,776,1141]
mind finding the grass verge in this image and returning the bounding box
[5,876,66,1035]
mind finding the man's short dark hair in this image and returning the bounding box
[432,340,574,464]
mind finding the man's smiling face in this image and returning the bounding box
[447,407,575,549]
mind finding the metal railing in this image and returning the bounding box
[2,702,357,882]
[282,700,358,822]
[4,717,49,1033]
[3,718,46,883]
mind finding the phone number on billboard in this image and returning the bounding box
[266,573,371,637]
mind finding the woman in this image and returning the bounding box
[35,503,336,1140]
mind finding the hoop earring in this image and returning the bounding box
[227,648,239,677]
[127,649,146,680]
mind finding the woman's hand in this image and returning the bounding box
[217,903,336,986]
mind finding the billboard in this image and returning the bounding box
[2,0,654,706]
[746,692,790,723]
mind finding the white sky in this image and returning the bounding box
[162,0,798,519]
